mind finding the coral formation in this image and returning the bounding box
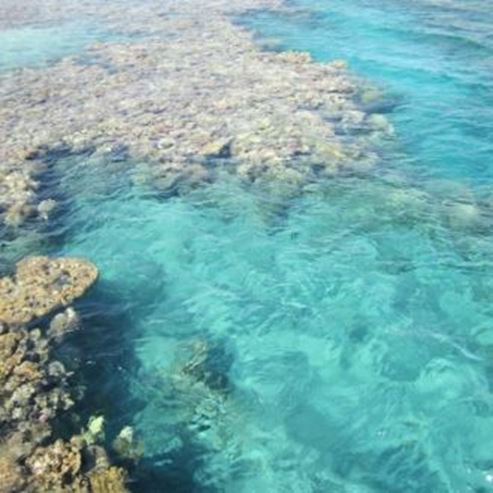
[0,0,392,228]
[112,427,143,463]
[0,256,98,326]
[88,466,128,493]
[25,438,128,492]
[48,307,81,341]
[0,257,128,492]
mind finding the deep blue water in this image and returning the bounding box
[3,1,493,492]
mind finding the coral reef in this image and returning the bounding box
[88,466,128,493]
[0,256,98,326]
[0,0,392,228]
[25,438,128,492]
[0,257,128,492]
[0,452,25,493]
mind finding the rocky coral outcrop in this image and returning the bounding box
[25,438,128,492]
[0,325,72,436]
[0,256,129,492]
[88,466,128,493]
[0,453,25,493]
[0,256,98,326]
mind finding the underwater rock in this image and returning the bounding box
[0,256,98,326]
[48,307,81,341]
[27,439,82,490]
[367,113,394,135]
[200,138,232,158]
[37,198,57,221]
[177,339,232,393]
[112,426,143,463]
[83,415,106,445]
[446,201,482,230]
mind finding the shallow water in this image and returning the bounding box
[244,0,493,184]
[0,22,124,72]
[44,152,493,492]
[2,0,493,492]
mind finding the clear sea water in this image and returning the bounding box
[0,22,125,72]
[3,1,493,492]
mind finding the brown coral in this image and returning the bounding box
[0,257,98,326]
[0,452,25,493]
[27,439,82,490]
[88,467,128,493]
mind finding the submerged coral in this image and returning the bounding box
[0,0,393,228]
[112,427,143,464]
[26,438,128,492]
[88,466,128,493]
[0,256,128,492]
[0,256,98,326]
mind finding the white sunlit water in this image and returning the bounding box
[2,0,493,491]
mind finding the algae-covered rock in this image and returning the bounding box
[83,415,106,445]
[48,307,81,340]
[37,198,57,221]
[200,138,232,158]
[0,256,98,326]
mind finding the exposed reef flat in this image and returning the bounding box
[0,257,128,492]
[0,0,392,228]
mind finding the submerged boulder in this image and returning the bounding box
[0,256,98,326]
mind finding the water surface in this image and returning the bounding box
[2,0,493,491]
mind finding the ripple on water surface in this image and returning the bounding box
[40,148,493,492]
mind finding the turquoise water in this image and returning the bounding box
[3,0,493,491]
[243,0,493,184]
[53,158,493,491]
